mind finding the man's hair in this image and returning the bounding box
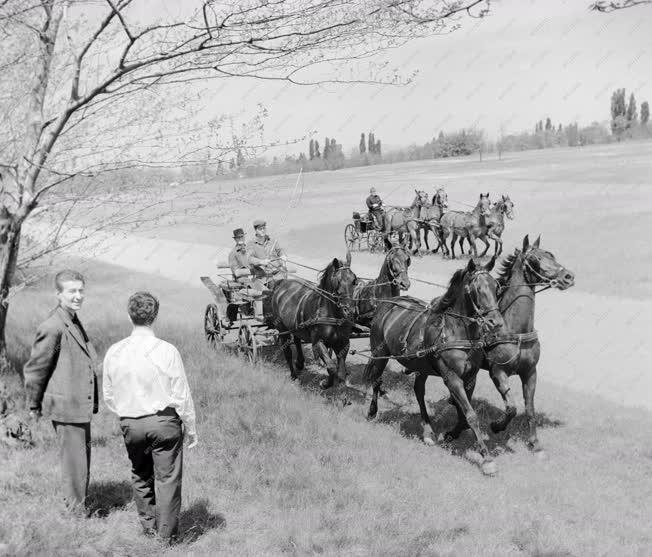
[55,270,85,292]
[127,291,160,326]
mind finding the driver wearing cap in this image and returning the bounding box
[247,219,286,283]
[366,187,384,231]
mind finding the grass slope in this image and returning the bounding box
[1,260,651,556]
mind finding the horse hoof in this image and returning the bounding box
[423,436,435,446]
[443,432,457,443]
[342,397,352,408]
[481,460,498,476]
[320,378,333,390]
[490,422,503,434]
[295,361,305,371]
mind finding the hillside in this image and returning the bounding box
[1,260,651,556]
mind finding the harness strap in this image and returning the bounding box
[483,330,538,349]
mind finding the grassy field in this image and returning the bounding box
[124,140,652,301]
[1,260,651,556]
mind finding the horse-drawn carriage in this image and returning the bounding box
[344,211,385,252]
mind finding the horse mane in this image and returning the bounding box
[318,260,338,291]
[496,249,521,291]
[431,268,466,313]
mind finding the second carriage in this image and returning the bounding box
[344,211,385,252]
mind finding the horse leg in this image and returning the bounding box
[442,366,496,475]
[450,231,458,259]
[363,357,389,420]
[423,227,430,251]
[489,367,517,433]
[468,234,479,258]
[488,232,502,257]
[313,339,337,389]
[414,373,436,445]
[279,333,297,379]
[438,228,449,257]
[521,366,543,453]
[479,235,491,258]
[459,236,465,255]
[336,342,351,406]
[445,375,477,440]
[294,335,305,372]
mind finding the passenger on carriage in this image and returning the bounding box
[228,228,264,295]
[247,219,287,285]
[366,187,384,232]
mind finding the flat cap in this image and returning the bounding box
[232,228,245,238]
[253,219,266,228]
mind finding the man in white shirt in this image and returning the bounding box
[103,291,198,541]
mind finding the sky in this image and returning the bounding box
[191,0,652,157]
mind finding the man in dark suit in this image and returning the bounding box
[24,269,98,513]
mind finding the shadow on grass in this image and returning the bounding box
[280,352,564,459]
[178,498,226,544]
[87,480,132,517]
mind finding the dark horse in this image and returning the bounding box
[363,257,505,475]
[354,247,411,327]
[474,235,574,452]
[269,253,358,389]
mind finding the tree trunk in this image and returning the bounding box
[0,222,23,375]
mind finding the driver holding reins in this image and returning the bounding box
[366,187,384,232]
[247,219,287,286]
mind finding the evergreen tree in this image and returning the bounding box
[545,117,552,131]
[368,132,375,154]
[611,88,627,134]
[309,139,315,160]
[314,140,321,158]
[641,101,650,125]
[626,92,637,128]
[375,140,382,156]
[359,133,366,154]
[323,136,330,159]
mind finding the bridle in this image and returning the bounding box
[463,269,502,330]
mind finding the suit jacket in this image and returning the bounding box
[23,306,98,423]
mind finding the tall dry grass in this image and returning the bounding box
[1,260,651,556]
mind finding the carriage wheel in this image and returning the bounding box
[368,230,385,253]
[238,323,259,363]
[344,224,359,251]
[204,304,224,346]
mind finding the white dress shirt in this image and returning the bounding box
[103,328,197,436]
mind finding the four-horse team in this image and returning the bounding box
[218,188,575,476]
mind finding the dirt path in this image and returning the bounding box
[74,230,652,413]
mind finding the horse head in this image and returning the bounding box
[500,194,515,219]
[322,252,358,319]
[433,187,448,209]
[521,235,575,290]
[477,192,492,216]
[463,257,504,333]
[385,247,411,290]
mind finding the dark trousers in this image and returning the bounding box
[370,210,384,231]
[120,408,183,539]
[52,421,91,510]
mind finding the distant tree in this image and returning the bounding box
[611,88,627,134]
[565,123,580,147]
[229,157,236,170]
[314,140,321,158]
[368,132,375,154]
[323,136,331,159]
[236,147,245,167]
[557,123,562,133]
[626,92,637,128]
[538,120,543,132]
[359,133,366,154]
[309,139,315,160]
[375,140,382,156]
[641,101,650,125]
[545,117,552,131]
